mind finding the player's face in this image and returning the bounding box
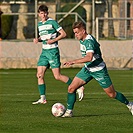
[38,11,48,22]
[73,28,85,40]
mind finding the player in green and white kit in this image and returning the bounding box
[62,21,133,117]
[32,5,84,104]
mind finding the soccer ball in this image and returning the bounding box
[51,103,66,117]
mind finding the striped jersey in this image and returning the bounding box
[80,34,105,72]
[38,18,62,49]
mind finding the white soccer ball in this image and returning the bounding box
[51,103,66,117]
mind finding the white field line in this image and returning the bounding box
[0,72,35,75]
[0,92,132,96]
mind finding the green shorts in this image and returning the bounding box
[76,66,112,88]
[37,48,61,69]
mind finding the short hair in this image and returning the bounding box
[72,21,86,30]
[38,4,48,13]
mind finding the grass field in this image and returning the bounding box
[0,68,133,133]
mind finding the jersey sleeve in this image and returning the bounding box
[52,20,62,32]
[85,40,95,53]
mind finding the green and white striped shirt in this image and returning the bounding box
[80,34,105,72]
[38,18,62,49]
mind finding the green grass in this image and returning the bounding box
[0,68,133,133]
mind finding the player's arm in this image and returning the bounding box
[56,29,66,41]
[64,52,93,66]
[47,29,66,44]
[33,37,41,44]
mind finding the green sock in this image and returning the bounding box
[115,91,129,105]
[67,92,76,110]
[38,84,46,95]
[66,78,72,85]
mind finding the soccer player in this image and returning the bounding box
[32,5,84,104]
[62,21,133,117]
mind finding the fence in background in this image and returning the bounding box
[0,0,133,40]
[96,17,133,41]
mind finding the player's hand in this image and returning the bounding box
[47,39,55,44]
[64,61,75,66]
[33,38,39,44]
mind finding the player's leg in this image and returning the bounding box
[104,84,129,104]
[51,47,85,101]
[62,77,86,117]
[93,66,133,115]
[62,67,92,117]
[52,68,71,84]
[52,67,85,101]
[32,49,50,104]
[50,47,73,86]
[32,66,47,104]
[104,85,133,115]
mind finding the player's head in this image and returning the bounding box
[72,21,87,40]
[72,21,86,30]
[38,4,48,13]
[38,5,49,21]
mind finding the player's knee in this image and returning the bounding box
[37,72,43,79]
[108,92,116,98]
[68,85,76,93]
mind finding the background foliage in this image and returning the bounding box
[1,15,13,39]
[57,4,86,38]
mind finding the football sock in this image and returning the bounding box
[66,78,72,85]
[67,92,76,110]
[40,95,46,101]
[38,84,46,95]
[115,91,129,105]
